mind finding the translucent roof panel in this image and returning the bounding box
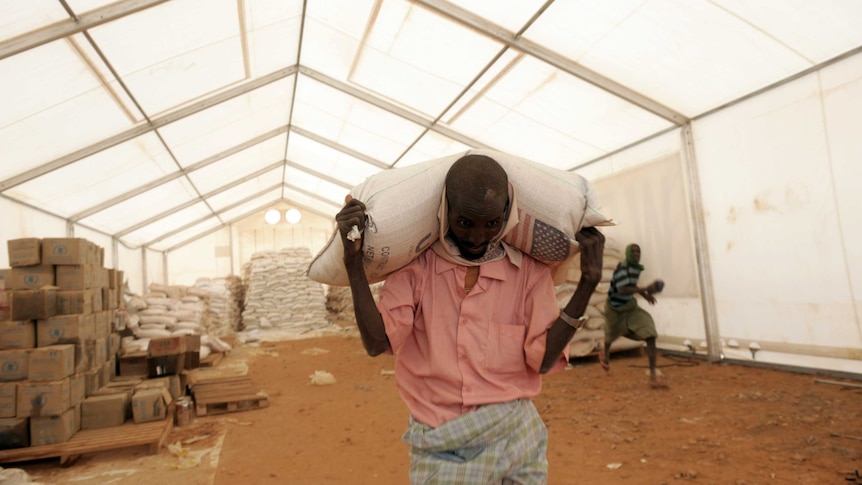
[283,186,342,216]
[79,178,199,237]
[203,166,285,212]
[87,0,245,115]
[244,0,303,74]
[524,0,862,117]
[216,191,282,225]
[121,202,214,245]
[286,132,382,187]
[6,133,177,216]
[301,0,378,80]
[157,77,295,166]
[349,0,504,117]
[187,135,288,194]
[284,166,349,208]
[155,217,225,252]
[396,132,471,168]
[0,40,137,178]
[0,0,69,41]
[446,0,547,32]
[292,75,426,163]
[445,56,672,169]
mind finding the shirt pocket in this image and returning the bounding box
[484,322,527,373]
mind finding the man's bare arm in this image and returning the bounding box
[540,227,604,373]
[336,197,391,356]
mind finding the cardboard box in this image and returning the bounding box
[91,288,103,315]
[30,404,78,446]
[184,334,202,370]
[137,375,181,400]
[147,353,185,378]
[0,270,9,322]
[107,269,119,289]
[54,264,94,290]
[7,238,41,267]
[101,358,115,385]
[42,238,89,265]
[0,321,35,350]
[148,336,186,357]
[69,373,85,406]
[36,314,91,346]
[0,382,16,418]
[17,379,70,417]
[7,265,54,290]
[55,290,92,315]
[89,337,107,367]
[10,289,57,320]
[0,417,29,449]
[28,344,75,381]
[84,367,101,397]
[131,387,171,424]
[93,311,110,339]
[119,351,148,377]
[81,393,129,430]
[108,332,120,358]
[0,349,29,382]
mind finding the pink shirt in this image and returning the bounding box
[377,247,568,428]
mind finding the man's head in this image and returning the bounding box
[444,155,510,260]
[626,244,641,264]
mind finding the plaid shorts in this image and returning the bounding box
[402,399,548,485]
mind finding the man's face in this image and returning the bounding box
[630,244,641,263]
[446,194,509,261]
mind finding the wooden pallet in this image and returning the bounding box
[0,410,174,467]
[191,377,268,416]
[199,351,224,368]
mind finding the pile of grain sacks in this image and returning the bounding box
[240,248,330,334]
[123,282,232,360]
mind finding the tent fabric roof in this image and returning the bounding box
[3,0,861,251]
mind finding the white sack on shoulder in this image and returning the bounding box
[307,148,612,286]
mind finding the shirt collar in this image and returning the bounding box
[433,241,522,279]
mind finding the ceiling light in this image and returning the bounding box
[264,209,281,225]
[285,208,302,224]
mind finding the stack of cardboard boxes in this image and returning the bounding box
[0,238,188,449]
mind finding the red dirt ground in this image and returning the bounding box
[16,327,862,485]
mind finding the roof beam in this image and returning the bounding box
[162,194,338,253]
[69,125,290,222]
[0,0,171,61]
[300,66,492,151]
[143,182,285,247]
[0,66,298,192]
[412,0,688,125]
[291,125,390,171]
[115,160,286,238]
[284,160,353,191]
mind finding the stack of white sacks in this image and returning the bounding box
[556,237,643,358]
[122,282,232,360]
[324,283,382,323]
[193,275,244,336]
[241,248,330,333]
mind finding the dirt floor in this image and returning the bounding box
[13,326,862,485]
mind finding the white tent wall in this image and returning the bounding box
[165,228,233,288]
[0,197,66,268]
[691,51,861,373]
[117,243,144,296]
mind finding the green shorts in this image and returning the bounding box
[604,299,658,342]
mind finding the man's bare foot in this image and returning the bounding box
[598,349,609,372]
[649,378,669,389]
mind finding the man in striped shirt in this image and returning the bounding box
[600,243,667,388]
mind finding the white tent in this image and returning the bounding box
[2,0,860,374]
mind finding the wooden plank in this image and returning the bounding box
[0,411,173,465]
